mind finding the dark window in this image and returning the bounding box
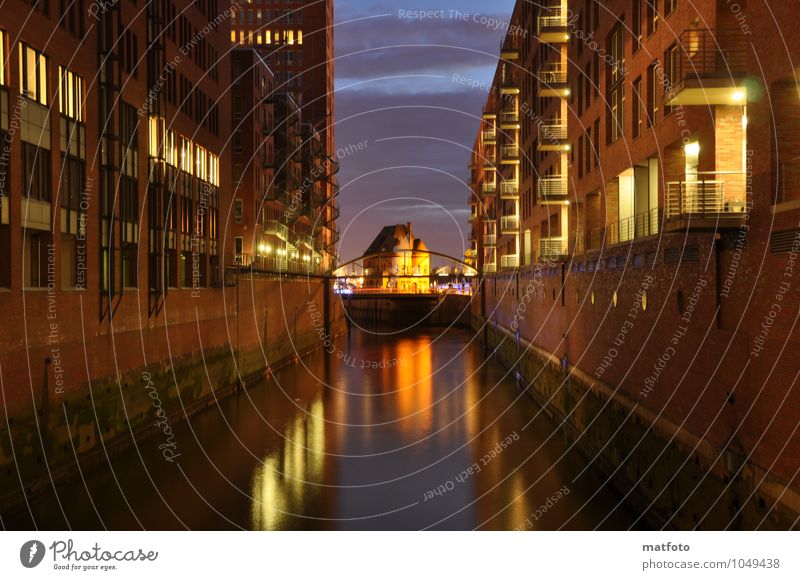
[647,0,660,37]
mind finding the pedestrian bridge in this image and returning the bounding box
[333,250,477,328]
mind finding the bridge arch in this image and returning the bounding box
[334,249,478,276]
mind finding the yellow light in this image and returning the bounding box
[731,90,745,102]
[684,142,700,156]
[258,243,267,254]
[265,245,272,254]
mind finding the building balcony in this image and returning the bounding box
[482,182,497,196]
[500,254,520,270]
[500,215,520,234]
[538,64,569,98]
[469,208,480,222]
[537,122,569,151]
[665,29,748,107]
[500,35,520,61]
[538,237,567,260]
[485,262,497,274]
[500,145,520,162]
[500,181,520,200]
[537,176,568,204]
[500,110,520,129]
[606,208,661,246]
[484,233,497,247]
[665,172,748,229]
[482,129,497,143]
[295,234,315,251]
[537,5,570,44]
[263,219,290,241]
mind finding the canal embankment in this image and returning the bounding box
[472,315,800,530]
[0,276,345,518]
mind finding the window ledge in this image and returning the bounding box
[772,199,800,214]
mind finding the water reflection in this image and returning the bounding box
[251,397,326,530]
[4,327,641,530]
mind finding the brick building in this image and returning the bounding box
[0,1,342,510]
[229,0,338,268]
[470,0,800,528]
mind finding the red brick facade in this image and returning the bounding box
[470,0,800,523]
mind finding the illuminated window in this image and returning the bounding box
[195,145,208,182]
[230,30,236,42]
[57,66,83,121]
[165,130,178,167]
[288,30,295,44]
[209,153,219,186]
[0,29,6,85]
[180,137,193,174]
[18,43,48,105]
[148,116,165,158]
[297,30,303,44]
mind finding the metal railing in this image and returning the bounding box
[263,219,290,240]
[538,123,568,142]
[674,29,748,86]
[538,63,568,86]
[484,233,497,246]
[537,176,568,200]
[500,181,520,198]
[537,5,568,34]
[539,237,566,260]
[501,145,519,159]
[482,182,497,195]
[500,215,520,232]
[665,172,748,218]
[501,254,520,269]
[482,129,497,142]
[485,262,497,273]
[607,208,661,245]
[500,110,520,124]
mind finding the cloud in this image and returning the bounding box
[331,0,518,261]
[334,11,512,86]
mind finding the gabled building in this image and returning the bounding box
[363,223,430,292]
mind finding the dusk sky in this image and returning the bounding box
[333,0,516,263]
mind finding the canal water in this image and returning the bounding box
[5,327,639,530]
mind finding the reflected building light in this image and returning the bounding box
[250,395,326,530]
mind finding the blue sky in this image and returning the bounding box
[333,0,516,262]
